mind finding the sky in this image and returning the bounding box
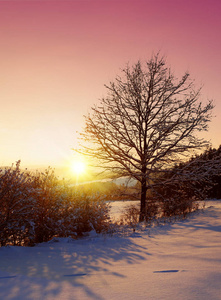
[0,0,221,176]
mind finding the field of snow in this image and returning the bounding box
[0,200,221,300]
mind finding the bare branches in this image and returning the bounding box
[78,53,215,220]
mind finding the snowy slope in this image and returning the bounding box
[0,200,221,300]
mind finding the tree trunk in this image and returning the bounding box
[139,176,147,222]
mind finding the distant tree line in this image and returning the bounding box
[199,145,221,199]
[148,145,221,218]
[158,145,221,198]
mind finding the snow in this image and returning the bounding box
[108,200,139,221]
[0,200,221,300]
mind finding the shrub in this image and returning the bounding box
[0,162,110,246]
[29,168,62,243]
[0,161,34,246]
[118,204,140,229]
[161,196,198,218]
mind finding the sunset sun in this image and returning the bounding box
[71,160,86,176]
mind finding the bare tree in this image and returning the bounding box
[79,54,214,221]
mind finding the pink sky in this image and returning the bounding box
[0,0,221,173]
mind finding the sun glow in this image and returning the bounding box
[71,160,86,176]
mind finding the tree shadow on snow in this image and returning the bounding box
[0,234,150,300]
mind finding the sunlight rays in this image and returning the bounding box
[71,160,86,176]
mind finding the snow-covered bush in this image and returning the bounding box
[29,168,62,244]
[0,162,110,246]
[86,194,110,233]
[161,196,199,218]
[56,190,110,237]
[153,177,201,218]
[118,204,139,228]
[0,161,34,246]
[30,171,110,243]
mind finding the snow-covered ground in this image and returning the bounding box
[109,200,139,221]
[0,200,221,300]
